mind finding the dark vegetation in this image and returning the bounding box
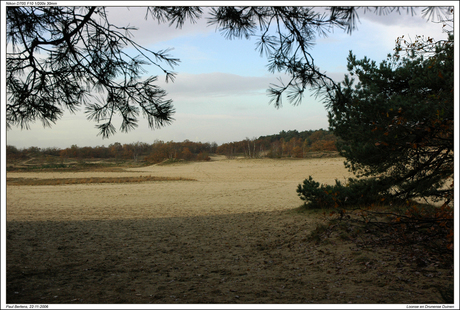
[297,30,454,277]
[6,175,196,186]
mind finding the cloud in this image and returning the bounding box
[157,72,280,98]
[104,7,215,46]
[176,113,240,120]
[357,7,424,26]
[356,6,450,42]
[357,6,453,28]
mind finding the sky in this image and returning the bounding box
[2,2,456,149]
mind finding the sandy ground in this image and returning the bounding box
[6,157,354,221]
[5,157,454,305]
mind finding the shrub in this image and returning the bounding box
[196,152,210,161]
[296,176,391,209]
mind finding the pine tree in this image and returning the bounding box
[327,32,453,203]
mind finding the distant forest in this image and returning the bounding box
[6,129,338,164]
[217,129,337,159]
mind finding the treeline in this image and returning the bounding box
[6,140,218,164]
[6,129,338,164]
[217,129,337,158]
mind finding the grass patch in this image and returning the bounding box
[157,158,190,166]
[6,163,126,173]
[6,175,197,186]
[6,158,149,172]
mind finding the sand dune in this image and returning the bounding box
[6,157,354,222]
